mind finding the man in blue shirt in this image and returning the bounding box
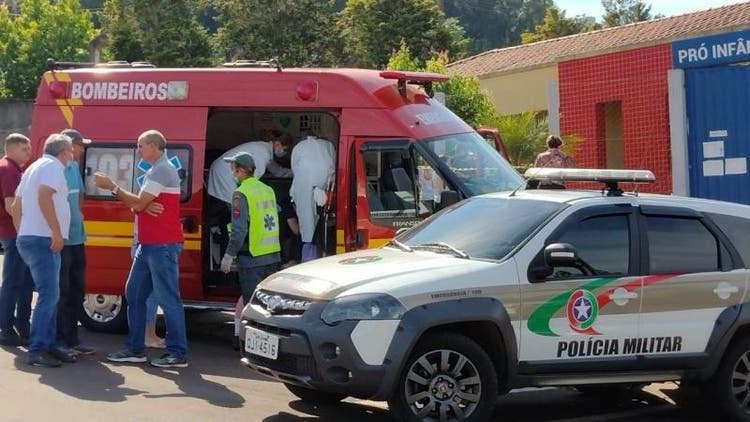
[56,129,95,358]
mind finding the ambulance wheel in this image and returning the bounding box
[80,294,128,333]
[711,336,750,421]
[284,384,347,404]
[388,333,498,422]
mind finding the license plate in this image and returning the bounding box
[245,326,279,360]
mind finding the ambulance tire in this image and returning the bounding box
[388,333,498,422]
[284,384,347,404]
[80,294,129,333]
[711,336,750,421]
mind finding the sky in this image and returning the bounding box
[554,0,748,19]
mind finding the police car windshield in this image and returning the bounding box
[398,197,564,260]
[420,132,523,196]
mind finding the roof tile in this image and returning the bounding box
[448,2,750,77]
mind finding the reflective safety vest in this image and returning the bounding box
[235,177,281,256]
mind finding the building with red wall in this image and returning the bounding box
[450,3,750,198]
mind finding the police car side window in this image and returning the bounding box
[645,216,719,274]
[548,214,630,280]
[707,213,750,268]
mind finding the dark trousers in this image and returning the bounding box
[0,237,33,338]
[238,264,278,305]
[57,244,86,347]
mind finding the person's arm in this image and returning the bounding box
[225,192,249,258]
[267,160,293,178]
[93,172,156,212]
[287,217,300,236]
[10,197,21,232]
[38,185,63,252]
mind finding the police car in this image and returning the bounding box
[240,168,750,422]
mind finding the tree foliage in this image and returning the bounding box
[602,0,657,27]
[1,0,95,99]
[521,6,600,44]
[339,0,469,68]
[101,0,212,67]
[492,112,549,167]
[213,0,341,67]
[442,0,551,53]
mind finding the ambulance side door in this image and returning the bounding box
[352,138,450,249]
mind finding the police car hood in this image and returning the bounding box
[258,247,490,300]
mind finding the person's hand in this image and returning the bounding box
[144,202,164,216]
[220,255,234,273]
[93,172,115,190]
[50,230,63,252]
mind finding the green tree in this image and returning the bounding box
[385,41,421,72]
[521,6,599,44]
[1,0,95,99]
[101,0,212,67]
[492,112,548,167]
[213,0,341,67]
[602,0,657,27]
[442,0,551,53]
[339,0,468,68]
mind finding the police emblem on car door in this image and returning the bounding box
[519,205,643,365]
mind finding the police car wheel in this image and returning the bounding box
[713,336,750,421]
[80,294,129,333]
[284,383,347,404]
[388,333,498,422]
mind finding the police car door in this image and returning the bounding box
[637,205,747,360]
[518,204,642,369]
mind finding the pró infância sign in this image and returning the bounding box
[672,29,750,69]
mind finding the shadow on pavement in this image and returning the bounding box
[142,365,246,408]
[263,400,391,421]
[7,345,145,402]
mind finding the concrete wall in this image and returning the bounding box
[478,66,557,116]
[0,100,33,141]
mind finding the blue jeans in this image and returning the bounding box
[17,236,61,355]
[132,242,158,326]
[0,238,33,337]
[125,243,186,357]
[238,263,277,305]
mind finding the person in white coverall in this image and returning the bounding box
[290,135,334,262]
[207,131,293,204]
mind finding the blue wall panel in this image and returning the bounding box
[685,66,750,205]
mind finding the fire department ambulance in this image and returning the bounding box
[29,60,523,332]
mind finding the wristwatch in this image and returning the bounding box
[111,185,120,196]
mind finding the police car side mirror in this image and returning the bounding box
[544,243,580,268]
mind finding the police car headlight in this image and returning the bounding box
[321,294,406,325]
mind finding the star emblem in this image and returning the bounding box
[574,297,592,321]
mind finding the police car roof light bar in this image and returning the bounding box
[524,168,656,196]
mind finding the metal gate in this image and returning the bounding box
[685,66,750,205]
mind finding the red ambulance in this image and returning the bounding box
[29,61,523,332]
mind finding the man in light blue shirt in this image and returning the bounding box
[56,129,95,358]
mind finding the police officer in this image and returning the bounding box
[219,152,281,304]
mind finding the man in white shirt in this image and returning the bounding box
[207,131,293,204]
[11,133,73,367]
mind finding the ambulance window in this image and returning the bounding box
[134,146,191,201]
[83,147,136,198]
[363,150,419,220]
[547,215,630,279]
[415,152,447,215]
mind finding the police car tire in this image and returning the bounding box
[388,333,498,422]
[712,336,750,422]
[284,383,347,404]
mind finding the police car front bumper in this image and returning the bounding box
[239,300,389,399]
